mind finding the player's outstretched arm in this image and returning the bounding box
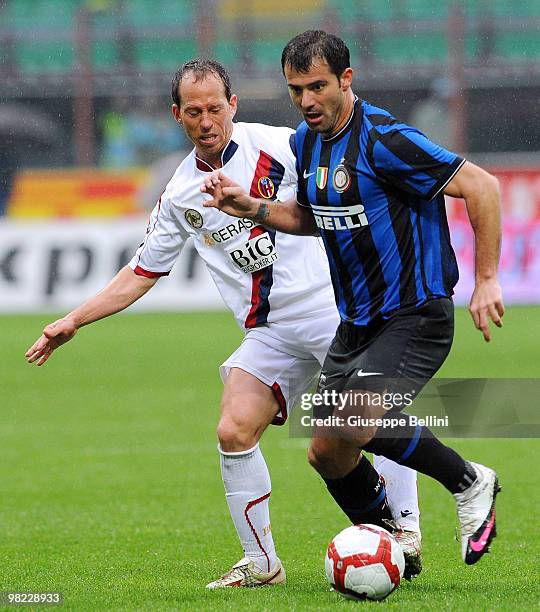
[25,266,158,366]
[201,171,318,236]
[444,161,504,342]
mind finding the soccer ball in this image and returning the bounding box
[325,524,405,601]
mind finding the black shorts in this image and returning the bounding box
[316,298,454,415]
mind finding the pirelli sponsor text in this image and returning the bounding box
[312,204,369,231]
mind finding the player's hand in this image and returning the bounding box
[25,317,78,366]
[200,171,258,218]
[468,278,504,342]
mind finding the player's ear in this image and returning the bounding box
[229,94,238,118]
[171,104,182,125]
[340,68,353,92]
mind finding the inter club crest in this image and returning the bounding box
[333,160,351,193]
[316,167,328,190]
[258,176,275,199]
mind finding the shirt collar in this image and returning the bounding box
[194,128,239,172]
[321,96,359,142]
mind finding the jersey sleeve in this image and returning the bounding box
[369,122,465,201]
[128,194,189,277]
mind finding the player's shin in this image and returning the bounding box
[363,421,477,494]
[219,443,277,573]
[322,454,394,528]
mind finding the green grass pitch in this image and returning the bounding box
[2,307,539,610]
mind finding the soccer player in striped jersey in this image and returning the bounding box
[26,59,423,588]
[202,31,504,566]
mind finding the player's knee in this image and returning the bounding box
[217,415,259,452]
[308,437,365,478]
[308,440,346,478]
[307,443,325,472]
[349,431,376,449]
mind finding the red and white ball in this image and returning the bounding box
[325,524,405,601]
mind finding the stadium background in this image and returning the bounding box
[1,1,539,609]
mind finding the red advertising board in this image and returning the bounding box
[447,168,540,305]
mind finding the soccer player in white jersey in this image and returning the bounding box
[26,60,422,586]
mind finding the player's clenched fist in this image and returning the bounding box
[200,171,258,218]
[25,318,78,366]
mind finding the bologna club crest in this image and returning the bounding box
[258,176,275,199]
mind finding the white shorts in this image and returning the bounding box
[220,308,340,425]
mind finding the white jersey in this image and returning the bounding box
[129,122,335,329]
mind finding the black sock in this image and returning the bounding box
[363,422,476,494]
[323,455,394,527]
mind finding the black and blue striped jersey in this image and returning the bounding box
[292,98,465,326]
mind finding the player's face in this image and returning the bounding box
[285,59,353,138]
[172,72,237,167]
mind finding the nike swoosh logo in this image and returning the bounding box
[401,510,412,517]
[356,370,383,377]
[303,170,315,179]
[469,513,495,552]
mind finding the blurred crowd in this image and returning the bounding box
[99,96,185,168]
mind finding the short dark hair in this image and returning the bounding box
[281,30,350,80]
[171,59,232,107]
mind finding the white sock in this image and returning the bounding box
[374,454,420,532]
[219,443,277,573]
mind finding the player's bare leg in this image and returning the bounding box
[207,367,285,588]
[217,367,279,452]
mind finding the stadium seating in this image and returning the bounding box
[1,0,539,75]
[5,0,79,28]
[2,0,197,73]
[15,41,74,74]
[136,39,197,70]
[125,0,192,27]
